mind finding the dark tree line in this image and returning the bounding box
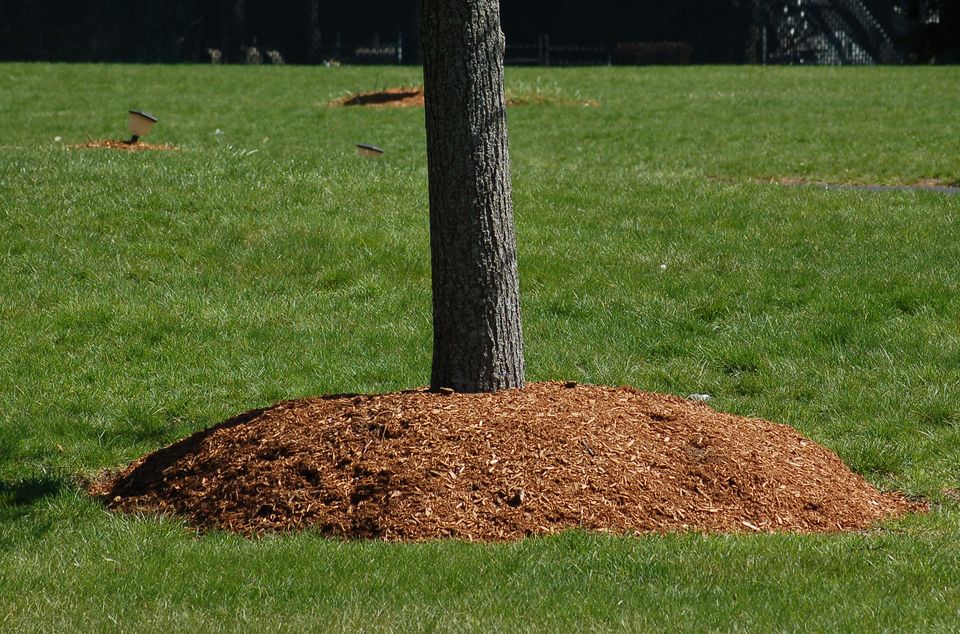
[0,0,957,63]
[0,0,419,64]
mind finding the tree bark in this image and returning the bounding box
[419,0,525,393]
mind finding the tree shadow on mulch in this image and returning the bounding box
[98,407,269,500]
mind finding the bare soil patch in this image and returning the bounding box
[757,176,960,194]
[68,140,179,151]
[90,382,921,541]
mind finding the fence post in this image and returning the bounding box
[762,26,767,65]
[397,30,403,64]
[544,34,550,66]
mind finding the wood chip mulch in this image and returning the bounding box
[90,382,923,541]
[330,86,426,108]
[68,140,179,151]
[329,87,599,109]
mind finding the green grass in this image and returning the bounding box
[2,63,959,631]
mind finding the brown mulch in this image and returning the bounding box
[330,86,599,109]
[68,140,179,151]
[330,86,426,108]
[90,382,923,541]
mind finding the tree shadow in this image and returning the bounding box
[0,473,67,546]
[0,474,64,508]
[342,89,422,106]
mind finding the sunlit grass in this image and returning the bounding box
[1,63,959,631]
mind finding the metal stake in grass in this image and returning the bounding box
[126,110,158,145]
[356,143,384,158]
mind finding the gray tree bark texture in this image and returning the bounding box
[419,0,525,393]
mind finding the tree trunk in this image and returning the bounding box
[419,0,525,393]
[305,0,322,63]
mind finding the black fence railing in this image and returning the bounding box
[505,35,611,66]
[614,42,694,65]
[318,33,405,65]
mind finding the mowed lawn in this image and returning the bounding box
[1,63,959,631]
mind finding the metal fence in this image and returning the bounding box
[210,2,953,68]
[506,35,611,66]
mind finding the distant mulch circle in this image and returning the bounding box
[330,86,599,109]
[68,140,179,151]
[90,382,922,541]
[330,86,426,108]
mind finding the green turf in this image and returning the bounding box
[1,63,959,632]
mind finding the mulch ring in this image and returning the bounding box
[90,381,924,541]
[68,140,179,151]
[330,86,425,108]
[329,86,599,109]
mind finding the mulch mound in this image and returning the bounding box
[68,140,179,151]
[90,382,922,541]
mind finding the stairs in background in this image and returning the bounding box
[765,0,903,65]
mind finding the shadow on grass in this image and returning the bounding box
[0,473,64,507]
[0,473,67,545]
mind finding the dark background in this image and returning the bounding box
[0,0,956,64]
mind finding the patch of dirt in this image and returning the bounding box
[90,382,923,541]
[942,488,960,502]
[68,140,179,151]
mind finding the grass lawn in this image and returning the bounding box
[1,63,959,631]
